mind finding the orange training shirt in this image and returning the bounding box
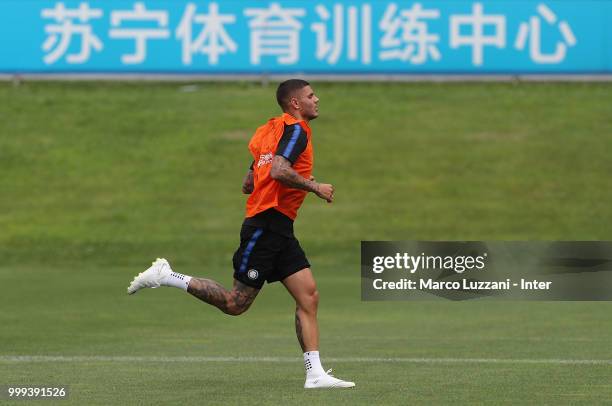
[246,113,313,221]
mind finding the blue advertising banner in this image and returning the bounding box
[0,1,610,74]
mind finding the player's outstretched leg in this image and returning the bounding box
[282,268,355,389]
[127,258,259,316]
[187,278,259,316]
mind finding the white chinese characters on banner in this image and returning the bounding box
[109,2,169,64]
[311,4,372,65]
[379,3,441,65]
[450,3,505,66]
[244,3,305,65]
[41,2,103,64]
[176,3,237,65]
[514,4,576,64]
[39,2,578,68]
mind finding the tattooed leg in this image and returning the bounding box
[282,269,319,351]
[295,308,306,352]
[187,278,260,316]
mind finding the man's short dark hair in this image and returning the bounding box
[276,79,310,110]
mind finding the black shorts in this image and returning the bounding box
[232,224,310,289]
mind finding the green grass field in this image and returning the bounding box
[1,81,612,405]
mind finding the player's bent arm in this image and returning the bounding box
[242,169,254,194]
[270,156,334,202]
[270,155,317,191]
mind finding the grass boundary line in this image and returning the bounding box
[0,355,610,365]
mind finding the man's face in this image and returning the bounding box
[292,85,319,120]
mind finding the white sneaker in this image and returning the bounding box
[304,369,355,389]
[127,258,172,295]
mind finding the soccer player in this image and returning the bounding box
[127,79,355,389]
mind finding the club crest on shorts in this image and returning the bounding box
[247,269,259,280]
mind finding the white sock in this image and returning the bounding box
[162,271,192,291]
[304,351,326,377]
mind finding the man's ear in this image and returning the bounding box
[290,97,299,110]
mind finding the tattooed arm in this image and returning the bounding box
[270,155,334,203]
[242,169,254,194]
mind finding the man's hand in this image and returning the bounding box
[311,176,334,203]
[242,170,254,194]
[314,183,334,203]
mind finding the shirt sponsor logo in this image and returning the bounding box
[257,152,273,168]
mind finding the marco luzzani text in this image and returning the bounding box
[371,253,552,291]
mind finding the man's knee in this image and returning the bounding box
[283,268,319,314]
[311,290,319,309]
[224,302,251,316]
[298,289,319,314]
[224,285,258,316]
